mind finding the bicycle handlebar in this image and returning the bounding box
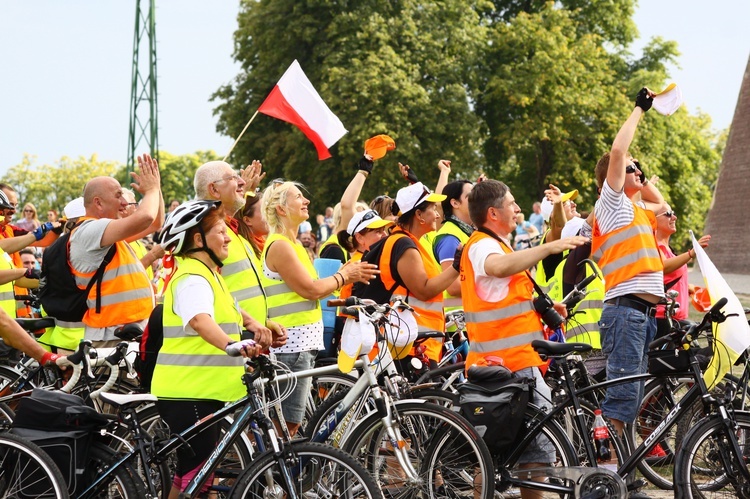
[649,296,729,350]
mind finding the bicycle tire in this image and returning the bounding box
[407,386,459,407]
[0,431,69,499]
[228,441,381,498]
[342,400,495,499]
[0,401,15,430]
[674,410,750,498]
[83,442,145,498]
[303,387,377,443]
[127,403,254,497]
[495,403,580,496]
[302,371,358,435]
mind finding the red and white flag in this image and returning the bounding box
[259,60,347,160]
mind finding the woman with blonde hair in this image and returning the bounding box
[261,180,377,436]
[16,203,41,232]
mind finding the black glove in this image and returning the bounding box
[357,156,374,175]
[452,245,463,272]
[51,222,63,235]
[32,222,54,241]
[24,267,41,280]
[635,87,653,112]
[404,167,419,185]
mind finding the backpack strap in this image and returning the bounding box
[89,245,117,314]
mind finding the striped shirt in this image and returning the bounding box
[594,181,664,301]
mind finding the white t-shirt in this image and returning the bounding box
[468,236,513,302]
[172,275,216,336]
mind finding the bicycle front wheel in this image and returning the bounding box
[0,432,69,499]
[228,441,380,498]
[342,400,495,499]
[674,411,750,498]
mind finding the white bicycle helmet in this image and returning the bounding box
[0,190,13,211]
[157,200,222,254]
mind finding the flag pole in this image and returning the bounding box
[222,110,259,162]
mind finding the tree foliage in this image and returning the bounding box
[212,0,489,210]
[1,150,219,216]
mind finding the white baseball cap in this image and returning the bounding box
[346,209,393,236]
[63,197,85,218]
[394,182,446,216]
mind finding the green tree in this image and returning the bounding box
[2,154,121,214]
[158,150,220,204]
[212,0,489,211]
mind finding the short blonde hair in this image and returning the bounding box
[261,180,305,234]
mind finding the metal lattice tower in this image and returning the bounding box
[127,0,159,175]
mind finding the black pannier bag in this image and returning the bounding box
[647,348,691,374]
[457,365,533,456]
[11,389,111,495]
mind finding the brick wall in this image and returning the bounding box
[704,55,750,274]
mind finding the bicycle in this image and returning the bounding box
[88,353,381,499]
[301,296,495,498]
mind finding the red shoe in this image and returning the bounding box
[646,443,667,458]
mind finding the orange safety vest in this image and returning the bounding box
[70,218,154,328]
[0,224,32,318]
[591,204,663,292]
[338,252,361,314]
[460,230,545,372]
[380,228,444,362]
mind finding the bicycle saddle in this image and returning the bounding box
[531,339,592,357]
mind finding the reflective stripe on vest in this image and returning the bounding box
[70,219,154,328]
[129,239,154,280]
[262,234,322,328]
[592,206,663,291]
[460,231,544,372]
[381,229,444,362]
[432,221,471,313]
[0,251,16,317]
[0,227,31,318]
[39,321,85,352]
[223,230,268,325]
[152,257,245,402]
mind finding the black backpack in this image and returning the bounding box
[38,224,116,322]
[134,304,163,391]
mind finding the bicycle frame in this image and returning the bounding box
[500,351,750,493]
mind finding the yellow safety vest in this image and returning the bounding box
[151,257,245,402]
[262,234,322,328]
[38,319,85,352]
[0,250,16,317]
[222,230,269,326]
[318,233,349,262]
[129,239,154,281]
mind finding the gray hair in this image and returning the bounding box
[194,161,232,200]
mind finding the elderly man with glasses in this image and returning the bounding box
[591,89,667,496]
[192,160,283,350]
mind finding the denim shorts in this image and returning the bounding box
[516,366,556,464]
[272,350,318,425]
[599,304,656,424]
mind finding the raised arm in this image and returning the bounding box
[608,88,654,192]
[336,156,373,233]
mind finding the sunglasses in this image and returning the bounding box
[625,159,642,174]
[23,209,34,213]
[372,195,391,204]
[351,210,378,235]
[658,210,675,218]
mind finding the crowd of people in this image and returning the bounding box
[0,87,712,497]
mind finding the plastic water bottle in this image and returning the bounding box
[593,409,611,462]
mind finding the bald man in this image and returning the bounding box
[68,154,164,346]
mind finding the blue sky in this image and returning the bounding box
[1,1,748,175]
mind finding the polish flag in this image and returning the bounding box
[258,60,347,160]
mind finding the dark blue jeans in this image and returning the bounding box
[600,304,656,423]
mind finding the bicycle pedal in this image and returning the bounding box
[626,478,647,491]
